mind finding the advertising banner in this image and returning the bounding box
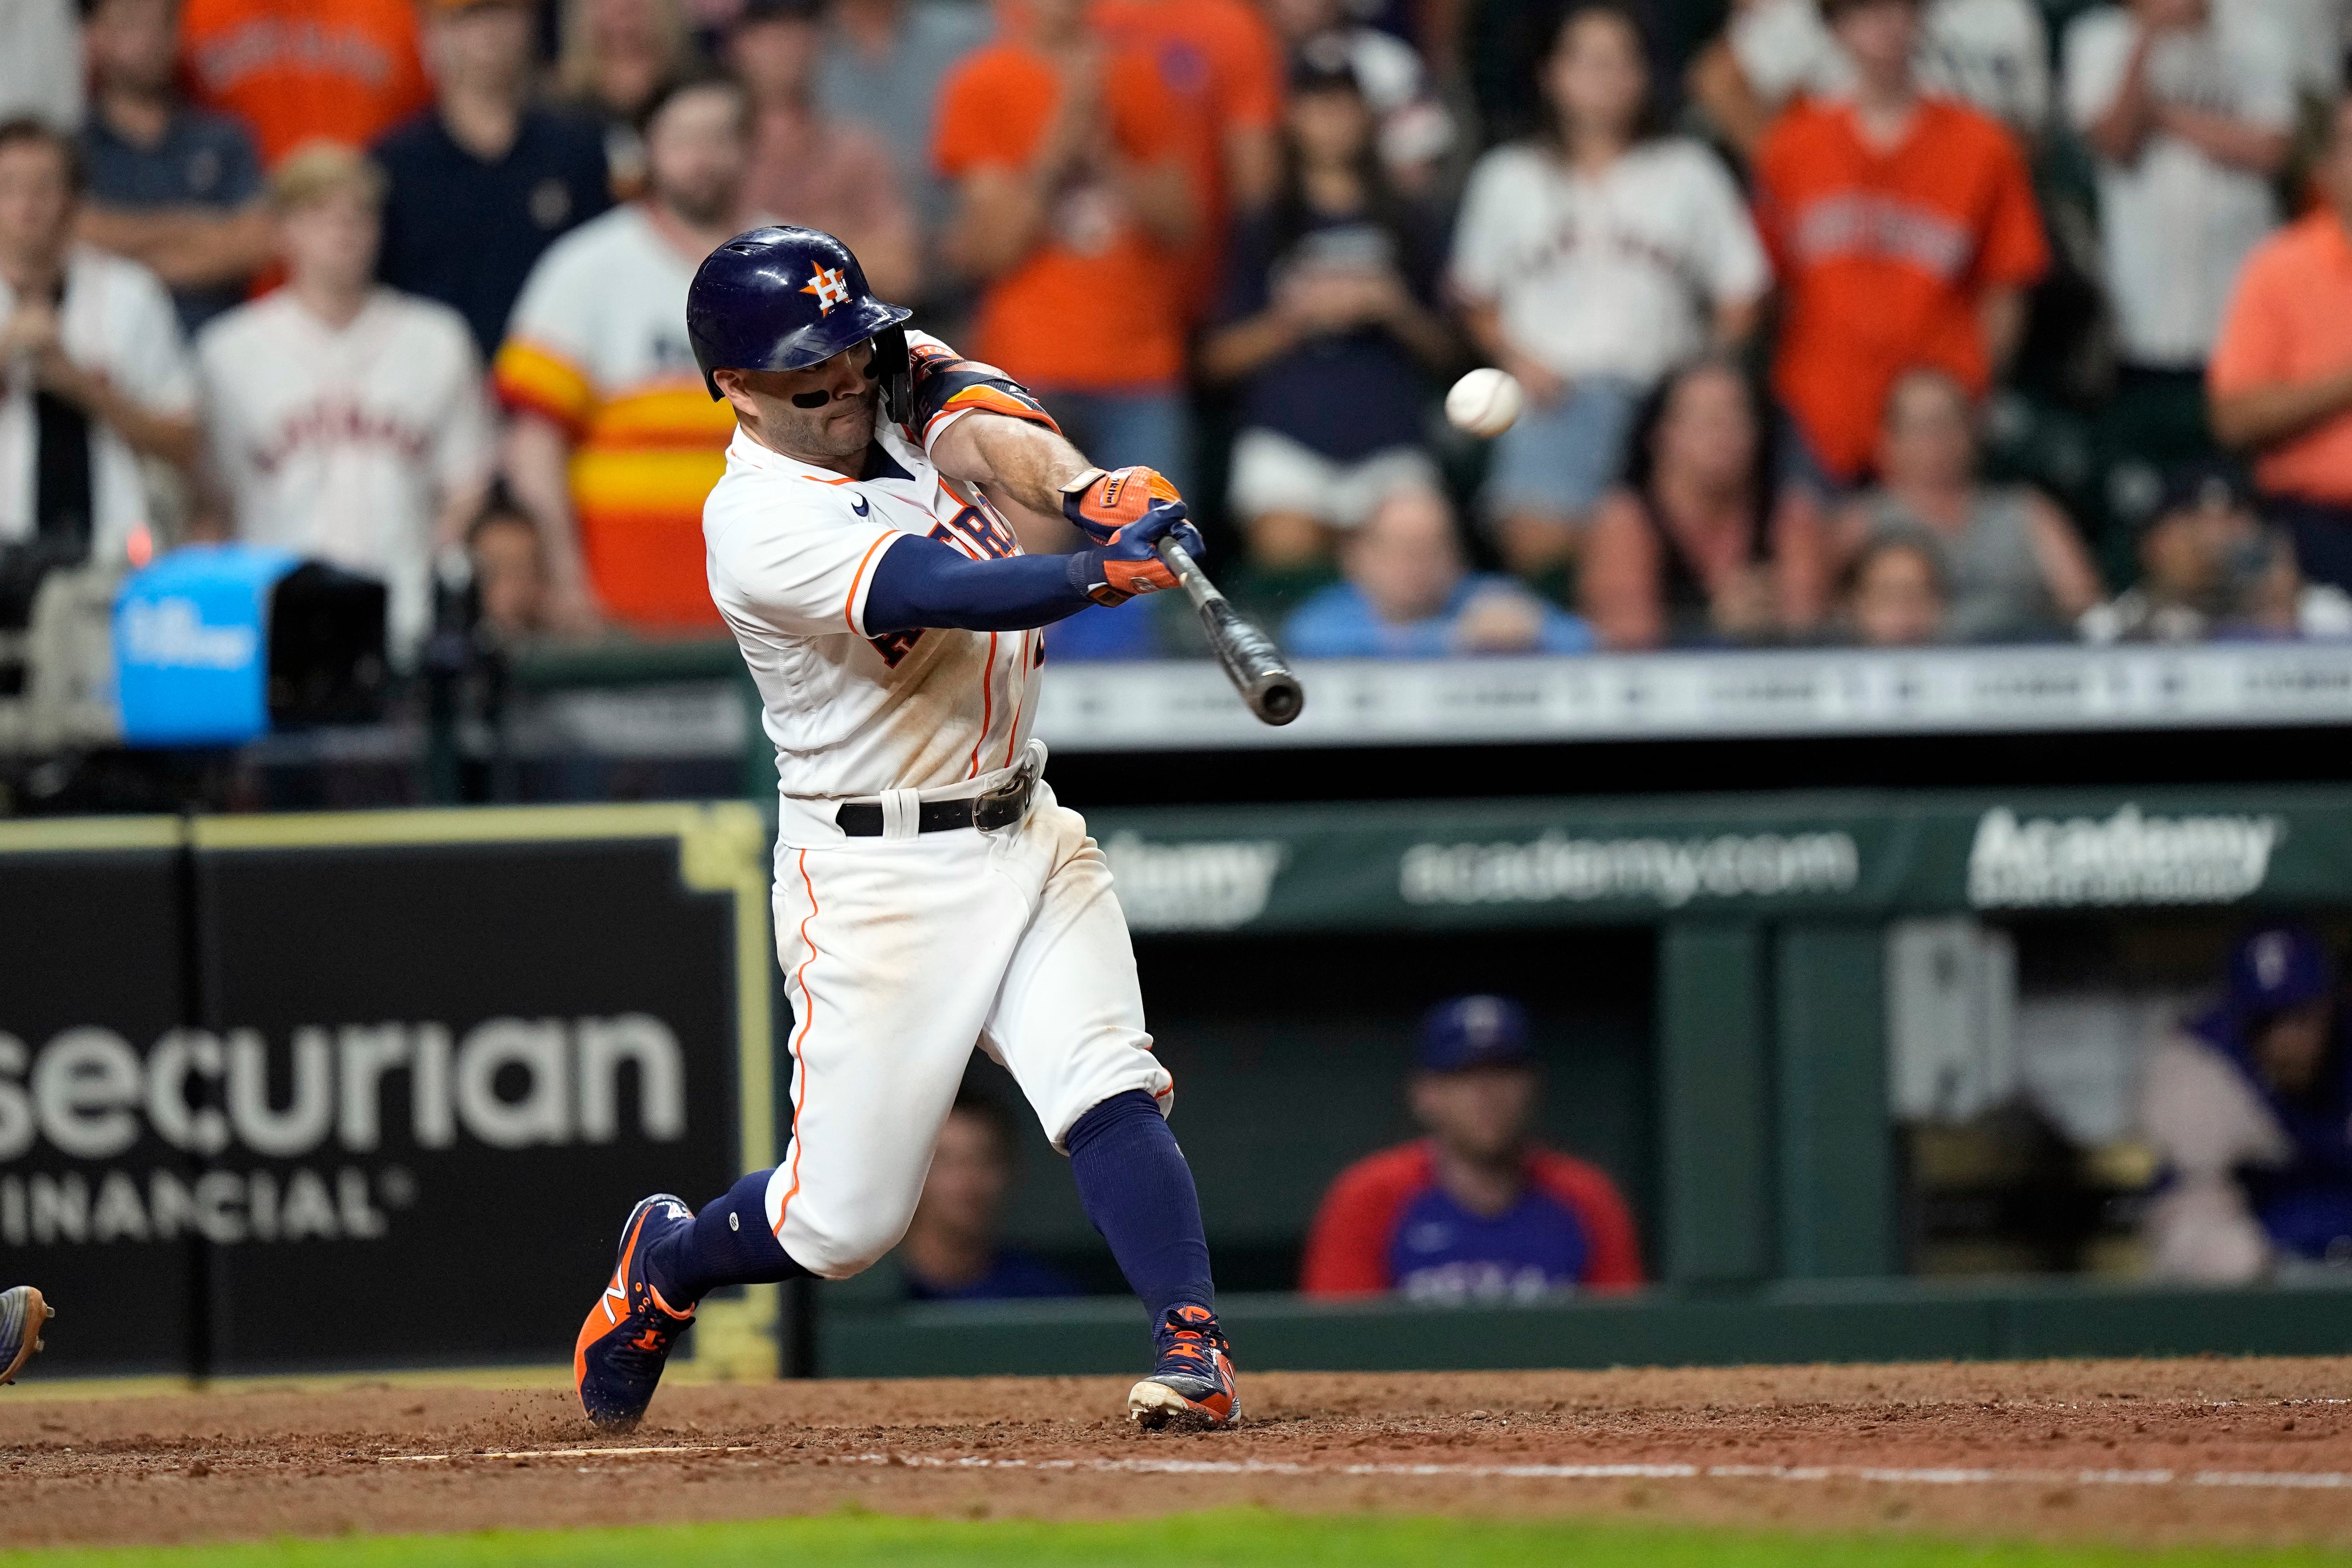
[1092,785,2352,933]
[0,805,775,1378]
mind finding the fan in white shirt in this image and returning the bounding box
[197,143,491,660]
[0,118,197,568]
[2065,0,2294,370]
[1451,4,1767,577]
[1692,0,2051,150]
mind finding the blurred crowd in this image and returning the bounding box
[10,0,2352,665]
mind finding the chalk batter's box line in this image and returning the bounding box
[381,1446,2352,1490]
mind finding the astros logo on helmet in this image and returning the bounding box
[802,265,851,314]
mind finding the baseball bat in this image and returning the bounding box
[1156,539,1304,727]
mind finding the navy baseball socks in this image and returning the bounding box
[577,1099,1234,1430]
[574,1173,807,1429]
[1066,1091,1239,1429]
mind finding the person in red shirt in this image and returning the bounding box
[934,0,1197,493]
[177,0,432,166]
[1300,996,1644,1302]
[1750,0,2047,491]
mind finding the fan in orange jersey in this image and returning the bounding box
[178,0,431,166]
[494,75,756,630]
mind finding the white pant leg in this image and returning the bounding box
[981,792,1174,1149]
[764,835,1025,1278]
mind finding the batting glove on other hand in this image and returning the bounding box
[1069,507,1207,608]
[1062,466,1188,546]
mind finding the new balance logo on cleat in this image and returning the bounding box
[574,1195,697,1430]
[1127,1304,1239,1431]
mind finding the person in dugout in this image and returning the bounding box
[2141,925,2352,1280]
[1300,995,1644,1302]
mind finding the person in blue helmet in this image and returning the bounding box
[570,224,1236,1436]
[2140,925,2352,1280]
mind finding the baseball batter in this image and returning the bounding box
[573,226,1237,1432]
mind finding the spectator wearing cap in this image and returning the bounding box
[495,75,752,630]
[895,1084,1082,1302]
[1750,0,2047,497]
[373,0,613,364]
[1835,367,2100,641]
[1451,0,1767,595]
[1262,0,1451,194]
[2065,0,2291,463]
[74,0,272,341]
[2209,100,2352,595]
[1301,995,1644,1302]
[2141,926,2352,1281]
[0,118,199,579]
[1284,484,1596,657]
[933,0,1195,484]
[556,0,703,198]
[1199,43,1456,581]
[817,0,993,305]
[197,143,494,662]
[727,0,917,305]
[2079,464,2352,643]
[177,0,432,167]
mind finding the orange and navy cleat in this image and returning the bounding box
[574,1195,696,1430]
[0,1287,52,1386]
[1126,1303,1240,1430]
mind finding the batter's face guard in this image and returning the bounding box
[689,224,915,420]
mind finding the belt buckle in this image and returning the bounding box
[975,746,1040,833]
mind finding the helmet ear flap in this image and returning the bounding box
[872,325,913,425]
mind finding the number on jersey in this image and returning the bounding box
[868,627,924,668]
[930,504,1019,561]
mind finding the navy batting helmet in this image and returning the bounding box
[687,225,914,415]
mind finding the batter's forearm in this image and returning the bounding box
[864,533,1096,634]
[936,411,1098,516]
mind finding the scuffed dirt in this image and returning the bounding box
[5,1359,2352,1550]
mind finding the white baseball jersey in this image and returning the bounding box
[705,331,1051,804]
[197,288,492,657]
[700,332,1173,1279]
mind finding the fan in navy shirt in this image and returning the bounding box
[898,1085,1082,1303]
[76,0,273,339]
[1198,40,1458,578]
[372,0,611,360]
[1302,995,1643,1303]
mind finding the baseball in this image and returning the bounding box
[1446,367,1524,438]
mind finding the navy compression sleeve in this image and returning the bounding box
[863,532,1098,634]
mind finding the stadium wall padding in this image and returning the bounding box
[0,806,779,1380]
[819,1276,2352,1378]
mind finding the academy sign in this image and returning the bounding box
[1966,804,2284,908]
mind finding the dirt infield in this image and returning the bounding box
[6,1359,2352,1552]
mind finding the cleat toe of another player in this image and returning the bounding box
[0,1288,52,1387]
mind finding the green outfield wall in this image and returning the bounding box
[817,1276,2352,1378]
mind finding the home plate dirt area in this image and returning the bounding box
[6,1359,2352,1552]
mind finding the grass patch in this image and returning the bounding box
[0,1510,2336,1568]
